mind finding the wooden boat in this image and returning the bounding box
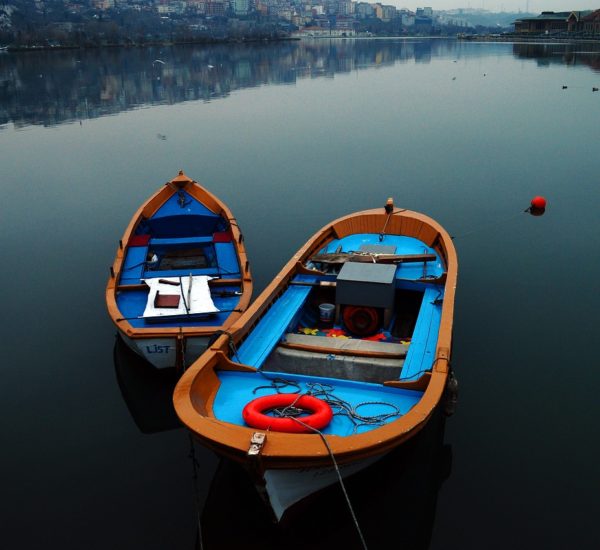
[106,171,252,369]
[173,198,458,520]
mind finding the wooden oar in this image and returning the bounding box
[310,252,437,265]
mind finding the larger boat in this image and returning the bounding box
[106,171,252,369]
[173,199,457,520]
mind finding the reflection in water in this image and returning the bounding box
[0,39,473,129]
[113,334,181,434]
[3,39,599,130]
[512,41,600,72]
[198,408,451,550]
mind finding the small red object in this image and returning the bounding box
[128,234,151,247]
[213,231,232,243]
[154,293,180,308]
[530,196,547,210]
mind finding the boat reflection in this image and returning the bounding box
[113,334,182,434]
[512,41,600,72]
[198,408,451,549]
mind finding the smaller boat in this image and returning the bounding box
[174,199,458,521]
[106,171,252,369]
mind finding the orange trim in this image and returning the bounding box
[173,202,458,470]
[105,171,253,343]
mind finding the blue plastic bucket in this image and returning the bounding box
[319,303,335,324]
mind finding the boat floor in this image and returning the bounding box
[214,370,423,437]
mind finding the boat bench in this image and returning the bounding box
[260,333,408,384]
[235,279,318,368]
[120,236,241,285]
[149,236,213,246]
[400,286,443,381]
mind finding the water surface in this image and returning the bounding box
[1,38,599,549]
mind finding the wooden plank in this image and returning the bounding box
[400,287,443,380]
[208,278,243,287]
[235,285,313,368]
[117,284,148,291]
[310,252,437,265]
[279,341,406,359]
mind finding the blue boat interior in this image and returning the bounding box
[116,189,243,328]
[214,370,423,437]
[213,233,445,436]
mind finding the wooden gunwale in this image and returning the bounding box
[105,172,253,339]
[173,204,457,470]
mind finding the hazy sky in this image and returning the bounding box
[392,1,598,12]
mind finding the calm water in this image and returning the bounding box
[1,38,599,549]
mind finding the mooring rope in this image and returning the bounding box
[289,416,369,550]
[187,435,205,550]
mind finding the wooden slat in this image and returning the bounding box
[310,252,437,265]
[278,341,406,359]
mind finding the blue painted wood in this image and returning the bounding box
[236,282,314,368]
[142,268,221,279]
[149,236,213,246]
[120,246,148,284]
[401,286,443,381]
[152,191,219,220]
[213,370,423,436]
[214,242,240,276]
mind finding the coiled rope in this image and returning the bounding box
[253,377,402,434]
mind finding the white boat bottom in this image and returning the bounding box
[263,454,383,521]
[120,334,210,369]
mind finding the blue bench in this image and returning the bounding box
[236,277,317,368]
[400,286,443,381]
[149,236,213,247]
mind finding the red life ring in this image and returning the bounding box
[343,305,379,337]
[242,393,333,433]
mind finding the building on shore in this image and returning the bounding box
[514,9,600,35]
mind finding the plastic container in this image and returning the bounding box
[318,303,335,325]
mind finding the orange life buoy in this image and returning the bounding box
[343,305,379,337]
[242,393,333,433]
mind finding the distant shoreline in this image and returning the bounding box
[1,36,301,54]
[457,33,600,43]
[4,34,600,54]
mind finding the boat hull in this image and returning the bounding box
[119,333,210,369]
[262,454,382,521]
[106,171,252,370]
[174,199,458,520]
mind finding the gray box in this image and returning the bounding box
[336,262,397,309]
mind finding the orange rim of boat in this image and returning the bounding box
[242,394,333,433]
[343,305,379,337]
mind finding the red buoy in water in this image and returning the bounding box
[530,196,547,210]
